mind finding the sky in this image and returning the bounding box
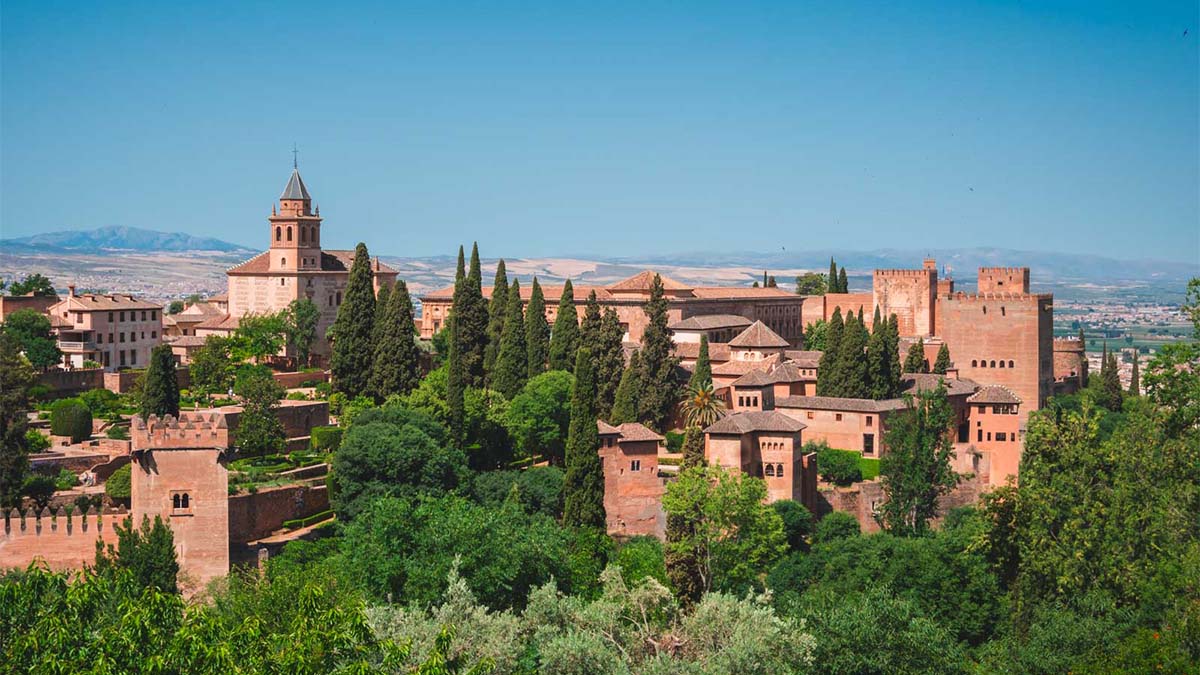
[2,1,1198,263]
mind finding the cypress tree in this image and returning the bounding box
[563,348,605,529]
[667,424,705,604]
[1128,355,1140,395]
[483,259,509,379]
[828,258,839,293]
[140,343,179,420]
[370,281,392,346]
[838,267,849,294]
[0,333,33,508]
[681,425,705,469]
[932,343,952,375]
[371,280,421,399]
[688,334,712,390]
[1101,347,1123,411]
[446,247,467,445]
[636,275,680,431]
[525,277,550,378]
[595,308,626,416]
[549,280,580,372]
[903,337,928,374]
[866,311,889,400]
[330,243,377,397]
[460,243,489,386]
[609,351,641,424]
[817,308,844,396]
[886,314,903,396]
[836,311,870,398]
[579,290,602,354]
[492,279,527,399]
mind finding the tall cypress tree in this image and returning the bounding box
[817,308,844,396]
[371,280,421,399]
[688,334,712,390]
[886,314,903,396]
[838,267,849,294]
[932,343,952,375]
[548,280,580,372]
[903,337,928,374]
[609,351,641,424]
[525,277,550,378]
[483,260,509,379]
[836,311,870,398]
[866,310,889,400]
[828,258,839,293]
[563,348,605,529]
[492,279,527,399]
[1128,355,1140,395]
[0,333,33,508]
[1100,347,1123,411]
[460,243,489,386]
[595,309,626,416]
[681,425,706,469]
[140,343,180,420]
[579,290,602,354]
[330,243,377,397]
[446,247,467,445]
[667,423,706,604]
[636,275,679,431]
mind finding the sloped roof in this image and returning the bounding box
[607,270,690,292]
[596,420,665,443]
[968,385,1022,405]
[901,373,979,397]
[729,320,789,348]
[53,293,160,312]
[673,341,731,362]
[775,395,910,413]
[784,350,822,368]
[712,353,782,376]
[280,169,311,200]
[669,314,752,332]
[731,370,775,387]
[765,362,814,384]
[705,410,806,434]
[195,314,241,331]
[690,287,796,299]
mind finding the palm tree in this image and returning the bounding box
[682,381,726,429]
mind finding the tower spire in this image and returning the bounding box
[292,143,299,169]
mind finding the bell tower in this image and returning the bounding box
[268,165,323,272]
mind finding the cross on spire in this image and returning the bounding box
[292,143,299,169]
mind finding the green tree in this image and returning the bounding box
[594,308,626,416]
[903,337,928,374]
[167,300,184,314]
[548,280,580,372]
[483,259,509,378]
[491,279,527,399]
[189,335,236,398]
[105,463,131,502]
[878,383,958,536]
[284,297,319,367]
[827,257,839,293]
[662,464,787,595]
[504,370,574,466]
[330,243,377,397]
[688,334,712,390]
[1098,345,1124,411]
[50,398,93,442]
[579,290,602,354]
[562,349,605,529]
[795,272,826,296]
[771,500,813,552]
[140,343,180,420]
[1128,355,1139,395]
[837,267,848,294]
[0,333,33,507]
[636,275,680,431]
[804,319,828,352]
[932,342,952,374]
[886,314,903,392]
[94,515,180,594]
[866,308,891,399]
[472,465,564,518]
[816,308,844,396]
[232,311,288,363]
[680,424,706,469]
[7,273,56,297]
[681,381,725,429]
[329,402,469,521]
[2,308,60,370]
[835,310,870,398]
[233,367,285,456]
[371,280,422,400]
[608,351,641,425]
[525,277,550,378]
[813,511,861,543]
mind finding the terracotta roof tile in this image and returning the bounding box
[705,410,806,434]
[690,287,797,299]
[616,423,664,443]
[53,294,160,312]
[712,353,782,376]
[673,342,731,362]
[608,270,690,292]
[784,350,822,368]
[775,395,910,413]
[729,321,790,348]
[731,370,775,387]
[668,314,753,331]
[967,385,1022,405]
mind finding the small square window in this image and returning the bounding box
[630,460,641,472]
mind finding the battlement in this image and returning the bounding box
[977,267,1030,294]
[132,412,231,451]
[1053,337,1084,350]
[979,266,1029,275]
[3,506,110,539]
[944,292,1051,304]
[874,269,936,278]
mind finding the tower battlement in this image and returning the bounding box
[977,267,1030,294]
[874,269,936,278]
[944,292,1050,303]
[132,413,231,451]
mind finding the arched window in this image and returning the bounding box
[999,360,1006,368]
[776,463,785,477]
[983,306,987,314]
[300,226,307,243]
[275,226,281,241]
[287,226,293,241]
[971,359,977,367]
[990,360,997,368]
[1008,360,1014,368]
[181,493,189,509]
[172,494,181,509]
[765,464,775,477]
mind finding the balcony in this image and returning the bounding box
[58,341,98,352]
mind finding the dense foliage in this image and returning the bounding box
[140,342,180,420]
[330,242,378,397]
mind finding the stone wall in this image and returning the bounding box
[0,508,116,571]
[102,367,190,394]
[273,370,329,388]
[228,483,329,544]
[35,368,104,397]
[818,473,988,533]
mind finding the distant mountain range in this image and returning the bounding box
[0,226,253,254]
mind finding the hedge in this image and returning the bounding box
[282,510,334,530]
[50,399,93,443]
[816,446,863,486]
[310,426,343,453]
[106,464,131,500]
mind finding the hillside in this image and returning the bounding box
[0,226,252,254]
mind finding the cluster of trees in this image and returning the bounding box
[792,258,849,296]
[1,308,60,371]
[827,258,849,293]
[0,273,57,297]
[815,307,904,399]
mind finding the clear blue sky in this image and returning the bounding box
[3,1,1197,262]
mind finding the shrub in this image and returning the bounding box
[49,399,93,443]
[314,382,332,397]
[27,384,52,401]
[814,511,861,543]
[665,431,684,453]
[310,426,343,453]
[816,446,862,486]
[471,466,564,518]
[282,510,334,530]
[286,391,309,401]
[54,469,78,491]
[772,499,814,552]
[79,388,120,416]
[25,429,51,452]
[21,474,57,508]
[106,425,129,440]
[615,536,668,586]
[73,494,102,513]
[106,464,132,501]
[81,359,103,369]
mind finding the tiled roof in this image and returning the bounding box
[784,350,822,368]
[776,395,910,413]
[165,335,208,347]
[901,373,979,397]
[968,385,1022,405]
[597,420,621,435]
[668,314,752,331]
[227,250,397,275]
[712,353,782,376]
[766,362,814,383]
[729,321,790,348]
[53,294,161,312]
[673,341,731,362]
[705,410,806,434]
[596,420,664,443]
[195,314,241,331]
[690,287,797,299]
[731,370,775,387]
[608,270,690,292]
[280,169,311,200]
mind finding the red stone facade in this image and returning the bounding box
[599,422,666,538]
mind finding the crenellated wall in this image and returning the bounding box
[873,268,937,337]
[977,267,1030,294]
[1,507,116,571]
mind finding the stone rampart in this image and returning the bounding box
[228,483,329,544]
[0,507,116,571]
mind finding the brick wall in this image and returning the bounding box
[228,483,329,543]
[0,508,116,571]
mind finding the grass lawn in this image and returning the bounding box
[858,456,881,480]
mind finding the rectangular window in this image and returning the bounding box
[151,331,157,339]
[97,334,103,344]
[119,332,125,343]
[630,460,641,472]
[119,350,126,366]
[806,411,814,419]
[151,310,157,321]
[103,352,110,367]
[119,311,125,322]
[141,311,147,321]
[835,413,843,422]
[863,434,875,455]
[108,333,114,343]
[866,416,873,427]
[996,432,1007,442]
[977,429,983,442]
[987,432,992,441]
[130,351,137,365]
[108,312,114,322]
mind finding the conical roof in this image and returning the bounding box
[728,320,789,348]
[280,169,311,200]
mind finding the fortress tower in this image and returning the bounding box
[131,413,233,587]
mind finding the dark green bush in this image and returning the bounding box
[310,426,343,453]
[282,510,334,530]
[772,499,814,552]
[79,388,120,416]
[471,466,564,518]
[49,399,92,443]
[105,464,131,501]
[106,425,130,440]
[814,511,861,543]
[21,474,56,509]
[664,431,684,453]
[54,469,77,491]
[816,446,862,486]
[25,429,51,452]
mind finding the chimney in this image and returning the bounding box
[68,284,76,297]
